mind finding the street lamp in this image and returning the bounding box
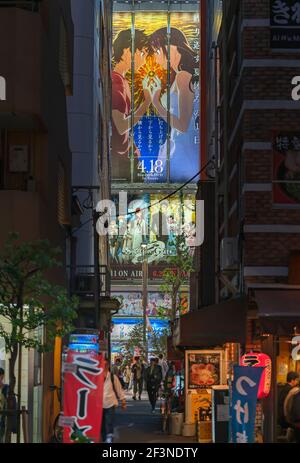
[141,244,148,361]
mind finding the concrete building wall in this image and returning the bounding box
[0,0,74,443]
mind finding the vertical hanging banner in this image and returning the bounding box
[62,350,105,443]
[231,366,264,444]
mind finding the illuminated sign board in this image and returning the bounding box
[111,10,200,184]
[109,192,196,265]
[68,334,99,353]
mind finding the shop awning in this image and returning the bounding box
[175,297,248,348]
[255,289,300,335]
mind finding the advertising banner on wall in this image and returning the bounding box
[186,351,222,390]
[270,0,300,49]
[109,192,196,265]
[114,291,189,317]
[112,10,200,183]
[273,133,300,206]
[62,351,105,443]
[231,366,264,444]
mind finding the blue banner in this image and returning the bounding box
[231,366,264,444]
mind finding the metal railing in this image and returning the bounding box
[0,1,42,13]
[68,265,111,298]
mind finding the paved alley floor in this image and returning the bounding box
[114,391,197,444]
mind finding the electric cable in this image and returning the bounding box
[72,158,215,232]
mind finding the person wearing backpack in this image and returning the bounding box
[0,368,8,443]
[101,360,126,443]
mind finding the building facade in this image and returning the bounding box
[192,0,300,443]
[0,0,74,442]
[67,0,114,344]
[110,0,201,358]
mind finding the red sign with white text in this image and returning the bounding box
[63,351,104,443]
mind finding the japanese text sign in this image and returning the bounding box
[63,351,105,443]
[270,1,300,49]
[231,366,264,444]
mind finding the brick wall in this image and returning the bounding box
[218,0,300,284]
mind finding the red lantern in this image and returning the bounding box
[240,352,272,399]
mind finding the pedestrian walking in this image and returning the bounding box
[101,360,126,443]
[278,371,299,433]
[131,357,145,400]
[145,358,162,413]
[112,358,126,389]
[164,362,176,393]
[123,365,131,391]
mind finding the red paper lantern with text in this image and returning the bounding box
[240,352,272,399]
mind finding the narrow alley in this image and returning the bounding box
[114,392,195,444]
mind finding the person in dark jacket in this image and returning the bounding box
[278,371,300,430]
[145,358,162,413]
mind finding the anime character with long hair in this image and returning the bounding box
[146,27,200,182]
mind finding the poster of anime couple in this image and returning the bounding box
[111,11,200,183]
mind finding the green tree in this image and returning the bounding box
[157,235,194,327]
[0,233,78,442]
[122,323,169,361]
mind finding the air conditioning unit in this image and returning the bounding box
[220,237,239,271]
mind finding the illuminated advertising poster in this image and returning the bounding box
[109,193,196,265]
[112,10,200,183]
[114,291,189,317]
[111,318,169,353]
[273,133,300,205]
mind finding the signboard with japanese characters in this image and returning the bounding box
[186,351,223,390]
[231,366,264,444]
[273,133,300,206]
[270,1,300,49]
[62,351,105,443]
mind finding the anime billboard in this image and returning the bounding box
[109,193,196,265]
[111,11,200,184]
[113,291,189,317]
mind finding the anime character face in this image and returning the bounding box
[153,45,180,71]
[134,48,148,71]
